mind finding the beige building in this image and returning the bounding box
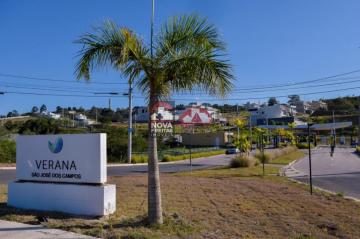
[181,131,233,147]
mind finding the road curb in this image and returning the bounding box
[0,167,16,170]
[288,177,360,202]
[280,158,305,177]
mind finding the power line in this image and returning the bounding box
[230,69,360,91]
[171,86,360,101]
[3,91,127,98]
[165,78,360,95]
[0,84,101,94]
[10,79,358,97]
[0,73,128,85]
[2,85,360,101]
[2,68,360,89]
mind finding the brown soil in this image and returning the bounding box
[111,174,360,239]
[1,172,360,238]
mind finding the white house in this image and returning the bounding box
[74,113,96,126]
[134,102,176,122]
[249,104,295,126]
[293,100,327,114]
[40,111,61,120]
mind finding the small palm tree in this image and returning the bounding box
[75,15,233,224]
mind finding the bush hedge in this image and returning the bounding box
[162,150,225,162]
[0,140,16,163]
[131,154,148,164]
[296,142,314,149]
[254,151,271,164]
[230,155,251,168]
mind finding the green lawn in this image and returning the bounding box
[270,150,305,165]
[177,165,280,178]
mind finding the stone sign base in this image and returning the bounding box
[8,181,116,216]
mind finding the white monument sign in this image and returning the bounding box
[8,133,116,216]
[15,134,107,183]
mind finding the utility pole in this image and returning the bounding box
[249,114,253,150]
[108,98,111,110]
[358,95,360,144]
[261,132,265,176]
[127,83,133,164]
[332,110,336,147]
[236,104,240,138]
[307,123,313,195]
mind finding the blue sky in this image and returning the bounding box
[1,0,360,114]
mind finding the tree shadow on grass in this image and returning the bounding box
[0,202,99,225]
[109,215,149,229]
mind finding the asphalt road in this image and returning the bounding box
[291,147,360,199]
[0,154,233,184]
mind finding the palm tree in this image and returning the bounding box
[75,15,233,224]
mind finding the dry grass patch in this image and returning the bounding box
[1,167,360,238]
[270,150,305,165]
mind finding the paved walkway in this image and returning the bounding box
[286,147,360,199]
[0,220,96,238]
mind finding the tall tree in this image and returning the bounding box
[75,15,233,224]
[31,106,39,113]
[268,97,278,106]
[288,95,300,105]
[40,104,47,113]
[55,106,63,113]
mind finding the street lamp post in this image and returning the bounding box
[123,83,133,164]
[307,123,313,195]
[358,95,360,145]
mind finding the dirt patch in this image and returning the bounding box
[0,163,15,168]
[1,171,360,238]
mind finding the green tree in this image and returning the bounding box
[234,133,251,156]
[7,110,19,117]
[268,97,278,106]
[40,104,47,113]
[31,106,39,113]
[75,15,233,224]
[288,95,300,105]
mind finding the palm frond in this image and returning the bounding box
[74,20,150,81]
[156,15,234,98]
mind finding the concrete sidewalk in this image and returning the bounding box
[0,220,96,239]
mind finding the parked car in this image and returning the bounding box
[225,147,239,154]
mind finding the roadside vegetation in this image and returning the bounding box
[131,149,225,164]
[0,140,16,164]
[356,146,360,155]
[260,146,305,165]
[296,142,314,149]
[228,146,304,169]
[1,118,229,165]
[270,149,305,164]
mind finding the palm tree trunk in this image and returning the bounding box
[147,93,163,225]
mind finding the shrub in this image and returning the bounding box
[230,155,250,168]
[0,140,16,163]
[254,150,271,164]
[254,146,298,163]
[131,154,148,164]
[279,142,288,148]
[161,150,225,162]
